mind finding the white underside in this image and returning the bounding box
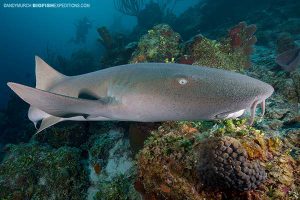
[224,109,245,119]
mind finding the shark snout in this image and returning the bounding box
[257,82,274,101]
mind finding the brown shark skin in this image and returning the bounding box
[42,63,274,122]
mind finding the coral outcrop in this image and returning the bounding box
[131,22,256,72]
[182,22,257,71]
[136,119,299,200]
[131,24,181,63]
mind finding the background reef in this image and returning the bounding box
[1,0,300,199]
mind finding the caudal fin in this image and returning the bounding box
[31,56,69,130]
[7,56,111,132]
[7,82,111,119]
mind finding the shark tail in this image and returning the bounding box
[7,81,109,133]
[8,56,71,133]
[34,56,69,132]
[28,56,69,132]
[7,56,111,133]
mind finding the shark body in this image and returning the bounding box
[8,56,274,133]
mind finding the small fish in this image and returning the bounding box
[8,56,274,133]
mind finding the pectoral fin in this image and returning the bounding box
[7,82,113,119]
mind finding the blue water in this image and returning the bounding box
[0,0,197,108]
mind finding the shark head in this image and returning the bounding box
[123,63,274,124]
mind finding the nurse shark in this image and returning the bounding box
[7,56,274,133]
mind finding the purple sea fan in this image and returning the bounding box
[275,47,300,72]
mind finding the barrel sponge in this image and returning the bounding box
[197,136,266,191]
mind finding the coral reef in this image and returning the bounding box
[33,122,90,148]
[86,129,140,200]
[136,122,199,200]
[128,122,161,154]
[136,119,299,200]
[227,22,257,56]
[176,22,256,71]
[94,173,140,200]
[291,68,300,103]
[249,46,298,102]
[131,22,256,71]
[131,24,181,63]
[0,143,88,200]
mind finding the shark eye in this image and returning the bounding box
[178,78,188,85]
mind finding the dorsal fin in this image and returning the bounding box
[35,56,67,90]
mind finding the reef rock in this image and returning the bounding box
[181,22,257,71]
[87,129,141,200]
[131,24,181,63]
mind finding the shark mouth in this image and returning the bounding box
[249,99,266,125]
